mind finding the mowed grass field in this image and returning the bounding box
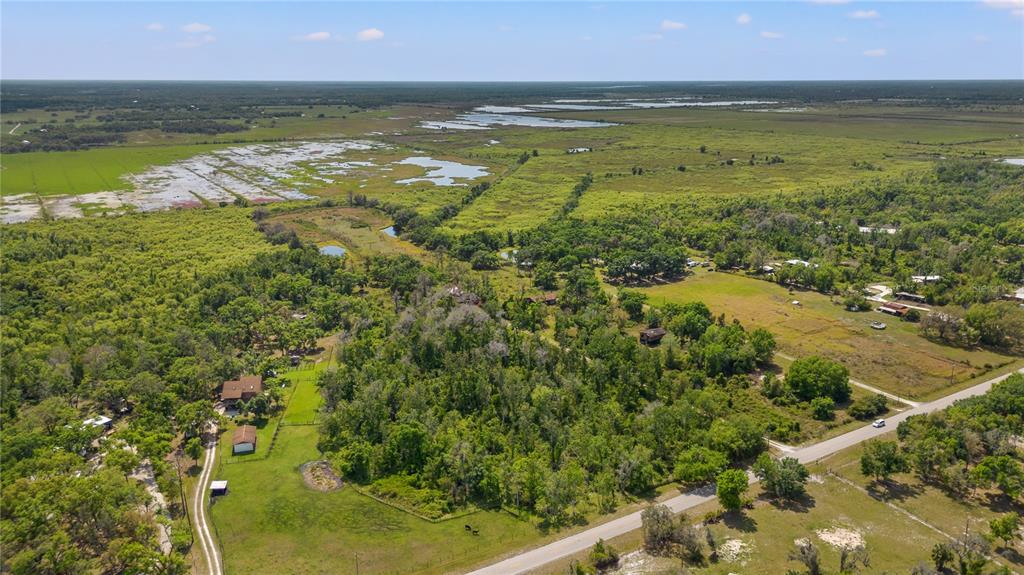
[635,270,1017,400]
[207,363,546,575]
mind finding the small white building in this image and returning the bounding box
[210,480,228,497]
[858,226,897,235]
[911,275,942,284]
[83,415,113,430]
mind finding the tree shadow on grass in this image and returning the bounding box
[977,492,1024,516]
[722,511,758,533]
[996,546,1024,566]
[866,479,923,503]
[763,492,816,513]
[186,463,202,477]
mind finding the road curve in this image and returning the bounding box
[465,367,1024,575]
[191,424,222,575]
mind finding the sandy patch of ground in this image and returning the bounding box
[815,526,865,550]
[718,538,753,564]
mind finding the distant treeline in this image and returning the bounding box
[3,80,1024,114]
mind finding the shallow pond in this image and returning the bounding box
[381,226,397,237]
[319,245,347,257]
[395,156,489,186]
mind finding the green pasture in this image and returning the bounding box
[208,362,544,575]
[0,143,224,196]
[635,270,1016,400]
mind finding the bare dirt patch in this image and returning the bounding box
[815,526,865,550]
[300,460,343,492]
[718,538,753,564]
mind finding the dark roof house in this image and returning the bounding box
[639,327,668,345]
[221,375,263,403]
[878,302,909,317]
[527,292,559,305]
[232,425,257,455]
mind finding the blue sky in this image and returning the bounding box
[2,1,1021,80]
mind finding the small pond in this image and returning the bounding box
[381,226,397,237]
[396,156,489,186]
[319,245,347,257]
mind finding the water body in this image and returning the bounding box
[381,226,397,237]
[396,156,489,186]
[421,98,776,131]
[1001,158,1024,166]
[319,245,347,257]
[421,113,615,130]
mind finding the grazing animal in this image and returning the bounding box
[464,524,472,531]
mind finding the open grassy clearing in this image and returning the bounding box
[824,434,1024,551]
[535,438,1023,575]
[634,270,1016,400]
[553,105,1024,146]
[266,206,428,262]
[208,364,544,575]
[0,143,227,196]
[535,473,989,575]
[441,125,939,233]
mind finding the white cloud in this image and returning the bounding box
[736,13,752,25]
[178,34,216,49]
[848,9,881,19]
[974,34,990,42]
[497,24,514,32]
[356,27,384,41]
[145,23,164,31]
[639,33,664,41]
[760,30,784,39]
[581,35,593,41]
[298,31,331,42]
[982,0,1024,16]
[863,48,887,57]
[182,22,212,34]
[833,36,849,43]
[660,19,687,30]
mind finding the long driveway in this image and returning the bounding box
[192,424,223,575]
[465,367,1024,575]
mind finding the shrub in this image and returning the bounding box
[810,397,836,421]
[848,394,887,420]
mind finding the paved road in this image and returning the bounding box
[191,424,222,575]
[465,367,1024,575]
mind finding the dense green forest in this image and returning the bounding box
[0,209,372,573]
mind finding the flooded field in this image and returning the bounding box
[421,113,615,130]
[0,140,394,223]
[419,98,779,130]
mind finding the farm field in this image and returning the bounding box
[634,270,1018,400]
